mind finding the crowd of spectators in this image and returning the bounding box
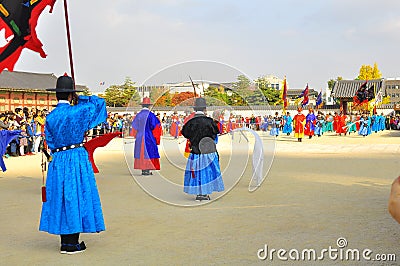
[1,107,47,157]
[2,107,400,160]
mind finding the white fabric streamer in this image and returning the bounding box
[231,127,264,191]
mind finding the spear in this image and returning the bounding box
[189,75,197,98]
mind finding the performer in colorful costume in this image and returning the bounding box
[282,112,293,135]
[39,75,107,254]
[183,111,196,158]
[181,98,224,201]
[169,112,180,138]
[304,108,316,139]
[371,112,378,133]
[131,97,161,175]
[347,115,357,134]
[358,113,370,137]
[293,107,306,142]
[0,130,21,171]
[333,112,339,133]
[314,112,324,137]
[269,112,280,137]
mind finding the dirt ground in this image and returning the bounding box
[1,130,400,265]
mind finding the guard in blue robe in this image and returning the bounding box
[39,75,107,254]
[131,97,161,175]
[379,113,385,131]
[358,114,370,137]
[282,112,293,135]
[304,109,316,138]
[371,113,378,133]
[181,98,224,201]
[314,113,324,137]
[0,130,21,171]
[269,112,281,137]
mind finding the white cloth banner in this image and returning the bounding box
[231,127,264,191]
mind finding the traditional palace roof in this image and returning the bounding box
[332,79,383,99]
[0,70,87,91]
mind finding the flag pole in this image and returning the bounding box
[63,0,75,87]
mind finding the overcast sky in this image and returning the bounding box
[12,0,400,92]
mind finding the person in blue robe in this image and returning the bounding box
[314,112,325,137]
[304,109,316,139]
[181,98,224,201]
[0,130,21,171]
[260,115,268,131]
[367,115,372,135]
[358,113,370,137]
[282,112,293,135]
[131,97,161,175]
[39,75,107,254]
[379,113,385,131]
[371,113,378,133]
[269,112,280,137]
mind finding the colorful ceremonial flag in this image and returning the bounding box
[316,90,323,109]
[99,81,105,85]
[0,0,56,73]
[301,84,309,107]
[282,77,288,112]
[353,80,368,106]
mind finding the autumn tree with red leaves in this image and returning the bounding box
[171,92,195,106]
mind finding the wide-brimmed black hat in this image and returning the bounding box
[193,97,207,109]
[47,74,83,92]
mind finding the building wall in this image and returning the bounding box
[0,90,57,112]
[384,78,400,104]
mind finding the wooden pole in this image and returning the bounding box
[63,0,75,88]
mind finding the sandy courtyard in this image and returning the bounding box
[1,130,400,265]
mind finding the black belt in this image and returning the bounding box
[51,143,84,153]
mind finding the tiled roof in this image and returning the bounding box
[332,79,383,98]
[0,70,87,91]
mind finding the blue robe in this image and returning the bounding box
[282,115,293,134]
[371,115,378,133]
[0,130,21,171]
[306,113,316,131]
[367,117,372,135]
[181,114,224,195]
[359,118,370,136]
[132,109,160,162]
[269,118,280,136]
[379,115,385,131]
[39,96,107,235]
[260,117,268,131]
[314,119,324,136]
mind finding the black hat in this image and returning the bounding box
[47,74,83,92]
[193,97,207,110]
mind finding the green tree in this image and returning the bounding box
[327,76,343,90]
[203,85,230,106]
[104,85,124,107]
[103,77,140,107]
[232,75,265,105]
[121,77,140,106]
[255,76,280,105]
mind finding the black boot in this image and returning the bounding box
[142,170,153,175]
[60,233,85,254]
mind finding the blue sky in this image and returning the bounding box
[12,0,400,92]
